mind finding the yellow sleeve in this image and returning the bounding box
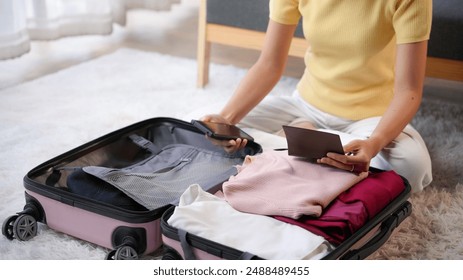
[393,0,432,44]
[269,0,301,25]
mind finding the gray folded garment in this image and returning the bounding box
[83,144,243,210]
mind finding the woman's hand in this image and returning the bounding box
[317,138,382,173]
[200,114,248,153]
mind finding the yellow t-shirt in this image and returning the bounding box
[269,0,432,120]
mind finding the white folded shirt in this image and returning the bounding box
[167,184,334,260]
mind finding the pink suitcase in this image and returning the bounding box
[2,117,262,259]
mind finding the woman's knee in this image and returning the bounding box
[382,135,433,193]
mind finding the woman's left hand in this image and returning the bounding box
[317,138,381,173]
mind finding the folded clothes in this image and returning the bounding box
[168,184,334,260]
[275,170,405,245]
[222,150,368,219]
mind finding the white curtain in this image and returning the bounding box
[0,0,180,60]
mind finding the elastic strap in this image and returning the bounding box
[239,251,256,260]
[178,229,197,260]
[128,134,160,154]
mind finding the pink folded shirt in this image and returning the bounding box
[222,150,368,219]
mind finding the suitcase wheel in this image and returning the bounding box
[105,245,139,260]
[162,248,183,260]
[2,214,38,241]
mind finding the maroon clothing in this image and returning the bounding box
[274,170,405,245]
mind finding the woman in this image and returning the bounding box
[201,0,433,192]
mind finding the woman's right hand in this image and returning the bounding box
[200,114,248,153]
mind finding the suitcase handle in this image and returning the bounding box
[341,201,412,260]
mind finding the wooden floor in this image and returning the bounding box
[0,0,461,102]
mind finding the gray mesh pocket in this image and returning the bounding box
[83,145,243,210]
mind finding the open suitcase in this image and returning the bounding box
[160,167,412,260]
[1,117,262,260]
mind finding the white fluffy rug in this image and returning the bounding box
[0,48,462,260]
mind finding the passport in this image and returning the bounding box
[282,125,344,159]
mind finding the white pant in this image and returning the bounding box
[239,91,433,193]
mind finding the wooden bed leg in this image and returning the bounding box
[197,0,210,88]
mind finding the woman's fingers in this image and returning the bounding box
[206,136,247,154]
[318,151,369,173]
[317,155,353,171]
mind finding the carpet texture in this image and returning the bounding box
[0,48,461,259]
